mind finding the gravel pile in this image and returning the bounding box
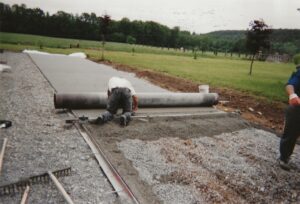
[0,52,116,204]
[118,128,300,204]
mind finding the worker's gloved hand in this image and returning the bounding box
[289,94,300,106]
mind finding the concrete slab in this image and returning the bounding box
[29,53,168,93]
[28,53,222,118]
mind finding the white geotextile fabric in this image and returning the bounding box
[23,49,51,55]
[68,52,87,58]
[23,50,86,58]
[0,64,11,72]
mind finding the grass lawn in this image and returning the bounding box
[0,32,295,102]
[101,51,293,102]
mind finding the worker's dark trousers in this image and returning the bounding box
[101,88,132,122]
[280,105,300,162]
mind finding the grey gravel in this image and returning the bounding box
[153,184,201,204]
[117,139,176,185]
[118,128,300,204]
[0,52,116,204]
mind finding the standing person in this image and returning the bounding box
[278,64,300,170]
[94,77,138,126]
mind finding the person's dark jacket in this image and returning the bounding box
[287,66,300,95]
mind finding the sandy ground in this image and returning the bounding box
[0,52,116,204]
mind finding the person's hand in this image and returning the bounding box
[289,94,300,106]
[132,95,138,112]
[131,103,138,113]
[133,104,138,112]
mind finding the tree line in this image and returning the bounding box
[1,3,299,55]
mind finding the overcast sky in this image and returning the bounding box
[3,0,300,33]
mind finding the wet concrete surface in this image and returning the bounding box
[74,107,223,120]
[29,53,168,93]
[28,53,222,118]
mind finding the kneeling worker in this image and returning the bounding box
[95,77,138,126]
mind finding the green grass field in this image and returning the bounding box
[0,32,244,58]
[0,32,295,102]
[0,32,193,56]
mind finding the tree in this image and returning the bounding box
[2,3,299,55]
[282,42,298,55]
[99,14,111,60]
[169,26,180,48]
[119,18,131,36]
[246,20,272,75]
[232,39,247,57]
[126,35,136,44]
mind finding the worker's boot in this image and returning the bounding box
[277,157,291,171]
[120,115,127,126]
[90,115,104,124]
